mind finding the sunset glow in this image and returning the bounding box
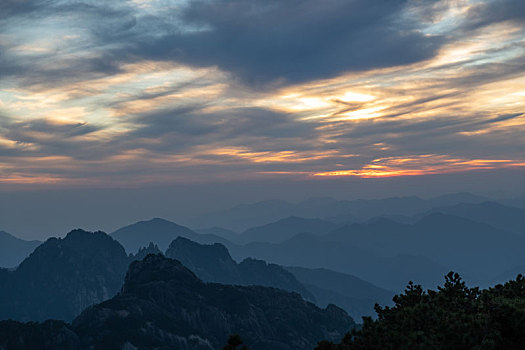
[1,0,524,187]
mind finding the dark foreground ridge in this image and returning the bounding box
[316,273,525,350]
[0,254,354,350]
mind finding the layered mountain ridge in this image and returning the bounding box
[0,254,355,350]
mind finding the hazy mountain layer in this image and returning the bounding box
[0,230,158,322]
[238,216,338,244]
[285,266,394,320]
[112,218,228,254]
[0,231,41,268]
[165,236,315,301]
[325,213,525,279]
[418,201,525,235]
[188,193,488,231]
[0,255,355,350]
[228,232,449,292]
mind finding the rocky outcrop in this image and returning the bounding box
[166,237,315,301]
[0,254,355,350]
[73,254,354,349]
[0,229,130,322]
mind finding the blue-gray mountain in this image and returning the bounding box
[237,216,339,244]
[186,193,488,231]
[228,212,525,290]
[0,255,355,350]
[284,266,394,321]
[165,237,393,320]
[324,213,525,281]
[165,236,315,301]
[228,232,449,292]
[2,228,371,324]
[418,201,525,235]
[0,231,41,268]
[112,217,229,254]
[0,230,130,322]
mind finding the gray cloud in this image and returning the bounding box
[125,106,320,154]
[1,0,445,89]
[122,0,442,87]
[463,0,525,31]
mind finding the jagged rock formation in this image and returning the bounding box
[74,254,354,349]
[166,237,314,301]
[131,242,164,262]
[0,255,355,350]
[0,229,130,322]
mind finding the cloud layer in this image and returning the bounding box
[0,0,524,188]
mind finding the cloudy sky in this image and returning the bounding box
[1,0,524,195]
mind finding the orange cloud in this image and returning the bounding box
[314,155,525,178]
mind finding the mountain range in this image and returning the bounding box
[236,216,338,244]
[111,217,229,254]
[165,236,315,301]
[186,193,489,231]
[0,254,355,350]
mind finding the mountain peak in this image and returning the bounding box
[122,254,202,293]
[111,218,198,254]
[169,236,231,258]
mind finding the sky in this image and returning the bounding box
[1,0,525,237]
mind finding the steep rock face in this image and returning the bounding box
[73,254,354,350]
[166,236,241,284]
[0,229,130,322]
[166,237,314,300]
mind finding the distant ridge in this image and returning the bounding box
[111,217,228,254]
[419,201,525,235]
[165,237,315,301]
[238,216,338,244]
[285,266,394,320]
[0,231,41,268]
[188,192,489,231]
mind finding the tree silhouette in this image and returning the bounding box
[316,272,525,350]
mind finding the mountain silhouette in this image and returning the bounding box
[0,255,356,349]
[196,226,240,241]
[419,201,525,235]
[0,230,165,322]
[111,217,228,254]
[0,231,41,268]
[228,232,448,291]
[189,193,488,231]
[0,229,130,322]
[238,216,338,244]
[285,266,394,320]
[324,213,525,280]
[75,254,354,349]
[165,236,314,301]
